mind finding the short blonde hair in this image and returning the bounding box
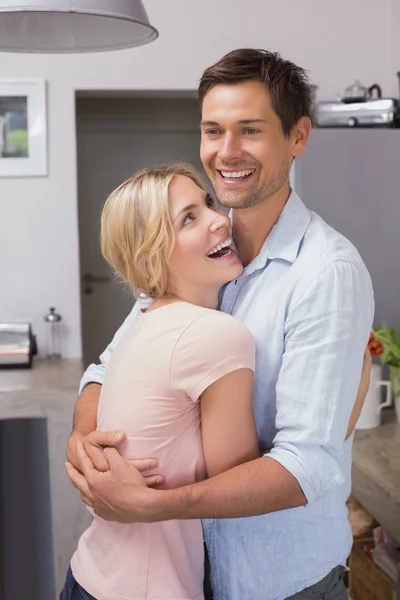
[101,163,206,299]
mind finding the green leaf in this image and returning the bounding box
[374,324,400,369]
[390,366,400,396]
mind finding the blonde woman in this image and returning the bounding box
[62,163,260,600]
[62,163,370,600]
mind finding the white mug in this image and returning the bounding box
[355,364,392,430]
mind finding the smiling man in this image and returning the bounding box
[66,49,374,600]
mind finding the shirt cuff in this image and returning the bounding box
[78,363,106,395]
[265,442,345,505]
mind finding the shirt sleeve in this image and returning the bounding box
[78,296,153,393]
[267,258,374,504]
[170,313,255,402]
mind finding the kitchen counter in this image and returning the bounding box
[0,356,83,394]
[352,410,400,542]
[0,358,91,598]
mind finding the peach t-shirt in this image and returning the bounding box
[71,301,255,600]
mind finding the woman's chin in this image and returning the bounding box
[217,261,244,285]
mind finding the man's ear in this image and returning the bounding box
[292,116,312,158]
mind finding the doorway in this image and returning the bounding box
[76,93,204,366]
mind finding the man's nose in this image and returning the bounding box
[218,133,243,163]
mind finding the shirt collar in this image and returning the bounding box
[233,190,311,276]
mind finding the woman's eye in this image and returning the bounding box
[183,213,195,226]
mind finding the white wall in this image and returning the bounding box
[0,0,393,357]
[390,0,400,96]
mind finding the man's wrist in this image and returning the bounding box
[147,486,191,522]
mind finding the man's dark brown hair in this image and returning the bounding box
[198,48,313,137]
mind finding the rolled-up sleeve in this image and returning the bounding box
[268,258,374,504]
[78,297,152,393]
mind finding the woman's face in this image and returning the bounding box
[167,175,243,295]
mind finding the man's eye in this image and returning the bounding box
[183,213,195,226]
[244,128,258,135]
[205,129,220,136]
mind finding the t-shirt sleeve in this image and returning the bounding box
[170,313,255,402]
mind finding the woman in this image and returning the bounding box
[62,163,260,600]
[61,163,370,600]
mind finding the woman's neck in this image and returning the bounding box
[157,287,220,311]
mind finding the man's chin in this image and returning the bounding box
[217,193,247,209]
[210,179,253,209]
[212,185,238,204]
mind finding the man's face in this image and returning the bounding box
[200,80,306,209]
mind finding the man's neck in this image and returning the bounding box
[232,183,291,268]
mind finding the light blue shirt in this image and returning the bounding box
[80,192,374,600]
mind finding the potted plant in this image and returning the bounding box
[371,325,400,423]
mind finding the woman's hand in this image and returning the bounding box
[66,432,165,493]
[67,429,127,472]
[65,442,163,523]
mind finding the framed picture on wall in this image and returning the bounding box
[0,79,47,177]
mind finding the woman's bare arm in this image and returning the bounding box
[200,368,259,478]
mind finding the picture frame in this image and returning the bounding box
[0,79,47,177]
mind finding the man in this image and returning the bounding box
[67,49,374,600]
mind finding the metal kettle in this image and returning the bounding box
[342,80,382,103]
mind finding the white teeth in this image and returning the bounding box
[220,169,255,179]
[206,237,232,256]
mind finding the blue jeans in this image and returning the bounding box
[59,566,97,600]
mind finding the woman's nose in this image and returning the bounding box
[209,210,230,233]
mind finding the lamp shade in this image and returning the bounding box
[0,0,158,53]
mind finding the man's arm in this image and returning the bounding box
[73,383,101,436]
[267,258,374,504]
[74,348,371,517]
[66,257,374,523]
[67,444,305,522]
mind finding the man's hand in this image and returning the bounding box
[67,429,127,472]
[65,442,164,523]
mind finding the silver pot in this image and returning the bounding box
[342,80,382,103]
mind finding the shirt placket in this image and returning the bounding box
[220,275,247,316]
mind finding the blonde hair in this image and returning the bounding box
[101,163,206,299]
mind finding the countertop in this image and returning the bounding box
[0,358,84,420]
[352,410,400,542]
[0,357,83,393]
